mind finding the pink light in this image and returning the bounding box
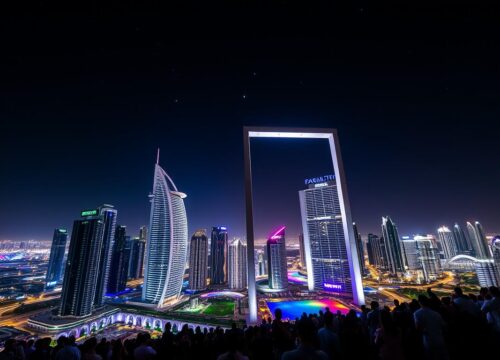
[270,226,286,240]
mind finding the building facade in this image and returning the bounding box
[94,205,118,308]
[142,158,188,306]
[228,238,247,289]
[467,221,491,259]
[300,180,353,295]
[128,236,146,279]
[60,212,105,317]
[353,223,366,276]
[210,226,228,285]
[45,228,68,289]
[437,226,457,260]
[188,230,208,291]
[453,223,472,255]
[107,225,131,295]
[381,216,407,275]
[266,226,288,290]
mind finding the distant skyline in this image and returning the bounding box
[1,5,500,241]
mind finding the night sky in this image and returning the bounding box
[1,3,500,242]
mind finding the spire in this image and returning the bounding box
[156,148,160,165]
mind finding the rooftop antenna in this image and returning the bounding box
[156,148,160,164]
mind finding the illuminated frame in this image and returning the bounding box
[243,127,365,323]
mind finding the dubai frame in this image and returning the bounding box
[243,127,365,323]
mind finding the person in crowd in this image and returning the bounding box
[55,335,80,360]
[132,333,156,360]
[414,295,448,360]
[81,337,101,360]
[317,311,341,359]
[282,318,328,360]
[375,309,404,360]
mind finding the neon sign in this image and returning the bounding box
[323,283,342,291]
[305,174,335,185]
[81,209,98,217]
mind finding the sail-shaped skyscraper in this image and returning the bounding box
[142,151,188,307]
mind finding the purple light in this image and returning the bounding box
[269,226,286,240]
[323,283,342,291]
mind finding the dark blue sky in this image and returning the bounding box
[1,3,500,241]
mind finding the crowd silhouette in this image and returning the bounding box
[1,286,499,360]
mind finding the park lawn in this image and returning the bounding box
[202,301,235,316]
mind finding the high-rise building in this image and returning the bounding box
[437,226,457,260]
[475,260,500,287]
[299,179,356,295]
[266,226,288,290]
[453,223,472,255]
[142,156,188,306]
[402,235,442,283]
[467,221,491,259]
[188,229,208,291]
[45,228,68,289]
[367,234,388,270]
[210,226,228,285]
[415,236,442,282]
[381,216,407,274]
[139,225,147,242]
[128,236,146,279]
[94,204,118,308]
[228,238,247,289]
[254,249,267,276]
[353,223,366,276]
[107,226,131,295]
[60,211,105,317]
[298,233,306,270]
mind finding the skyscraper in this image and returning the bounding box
[366,233,385,268]
[128,236,146,279]
[467,221,491,259]
[298,233,306,270]
[475,260,500,287]
[94,204,117,308]
[266,226,288,290]
[299,179,353,295]
[142,155,188,306]
[415,236,442,283]
[353,223,366,276]
[228,238,247,289]
[189,230,208,291]
[402,235,442,283]
[453,223,472,255]
[60,211,104,317]
[381,216,407,274]
[107,225,131,295]
[254,249,267,276]
[210,226,228,285]
[45,228,68,289]
[437,226,457,260]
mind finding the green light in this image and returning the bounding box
[81,209,98,217]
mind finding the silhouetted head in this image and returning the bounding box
[274,308,282,321]
[297,318,316,345]
[393,299,400,307]
[370,301,379,310]
[418,295,430,307]
[324,311,334,328]
[454,287,463,297]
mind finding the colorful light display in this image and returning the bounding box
[287,271,308,284]
[199,291,245,299]
[266,299,350,320]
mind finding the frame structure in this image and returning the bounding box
[243,127,365,324]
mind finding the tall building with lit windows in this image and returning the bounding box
[45,228,68,289]
[381,216,407,274]
[60,210,105,317]
[353,223,366,275]
[467,221,491,259]
[210,226,228,285]
[107,225,131,295]
[94,204,118,307]
[266,226,288,290]
[189,230,208,291]
[299,178,353,295]
[228,238,247,289]
[128,236,146,279]
[437,226,457,260]
[142,156,188,306]
[453,223,473,255]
